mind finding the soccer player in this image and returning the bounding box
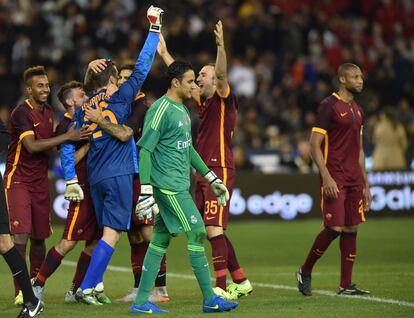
[296,63,372,296]
[3,66,89,305]
[130,61,238,314]
[0,121,43,317]
[31,81,108,304]
[85,61,169,303]
[60,6,163,305]
[157,21,252,300]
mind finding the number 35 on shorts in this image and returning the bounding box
[204,200,218,217]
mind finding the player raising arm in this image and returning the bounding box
[60,6,163,305]
[130,61,237,315]
[157,21,252,300]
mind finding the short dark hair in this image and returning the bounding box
[337,63,360,78]
[57,81,84,108]
[118,63,135,73]
[84,60,117,91]
[166,61,193,87]
[23,66,47,85]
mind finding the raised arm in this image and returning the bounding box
[157,34,175,66]
[214,20,229,97]
[117,7,163,103]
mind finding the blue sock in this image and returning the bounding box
[80,240,114,290]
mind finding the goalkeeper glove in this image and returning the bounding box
[64,179,84,202]
[147,5,164,33]
[135,184,159,221]
[204,170,230,206]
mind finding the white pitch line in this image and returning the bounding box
[61,260,414,308]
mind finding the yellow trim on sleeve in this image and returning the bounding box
[217,84,231,98]
[25,99,34,109]
[64,112,73,120]
[135,92,146,101]
[19,130,34,141]
[311,127,327,135]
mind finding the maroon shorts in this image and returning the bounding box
[130,177,153,231]
[62,189,101,241]
[6,184,51,239]
[322,184,365,227]
[195,167,235,230]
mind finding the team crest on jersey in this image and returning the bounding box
[190,215,198,224]
[178,121,183,127]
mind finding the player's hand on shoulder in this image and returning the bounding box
[85,105,103,123]
[204,170,230,206]
[147,5,164,33]
[64,179,84,202]
[66,123,91,141]
[214,20,224,47]
[135,185,159,221]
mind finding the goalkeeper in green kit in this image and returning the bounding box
[130,61,238,314]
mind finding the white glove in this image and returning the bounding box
[135,185,159,221]
[204,171,230,206]
[147,5,164,33]
[64,180,84,202]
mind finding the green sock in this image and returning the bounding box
[134,243,165,305]
[186,225,215,304]
[188,248,215,302]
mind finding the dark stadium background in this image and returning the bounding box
[0,0,413,221]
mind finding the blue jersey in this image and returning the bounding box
[61,32,159,185]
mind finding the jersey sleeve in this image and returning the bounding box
[312,99,333,135]
[125,94,149,136]
[117,32,159,104]
[12,106,34,140]
[137,103,166,153]
[60,109,83,181]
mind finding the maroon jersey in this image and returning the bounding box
[55,113,89,186]
[313,93,363,186]
[4,99,53,189]
[126,92,149,142]
[196,87,238,169]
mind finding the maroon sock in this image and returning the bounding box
[70,251,91,292]
[131,242,149,288]
[224,234,247,284]
[29,240,46,278]
[302,228,340,274]
[209,234,228,290]
[340,232,357,288]
[13,243,26,296]
[34,247,64,287]
[155,255,167,287]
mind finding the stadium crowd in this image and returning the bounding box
[0,0,413,171]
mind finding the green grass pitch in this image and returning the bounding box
[1,217,413,317]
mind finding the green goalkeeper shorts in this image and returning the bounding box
[153,187,205,235]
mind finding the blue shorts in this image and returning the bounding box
[90,174,133,231]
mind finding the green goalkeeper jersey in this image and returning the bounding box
[138,95,192,192]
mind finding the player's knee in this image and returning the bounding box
[57,239,76,255]
[325,227,342,238]
[343,225,358,233]
[128,231,144,244]
[140,225,153,243]
[186,226,207,245]
[206,225,223,239]
[0,234,13,254]
[151,232,171,250]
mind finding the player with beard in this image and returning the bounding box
[296,63,372,296]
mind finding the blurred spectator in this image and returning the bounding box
[372,108,408,171]
[0,0,414,171]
